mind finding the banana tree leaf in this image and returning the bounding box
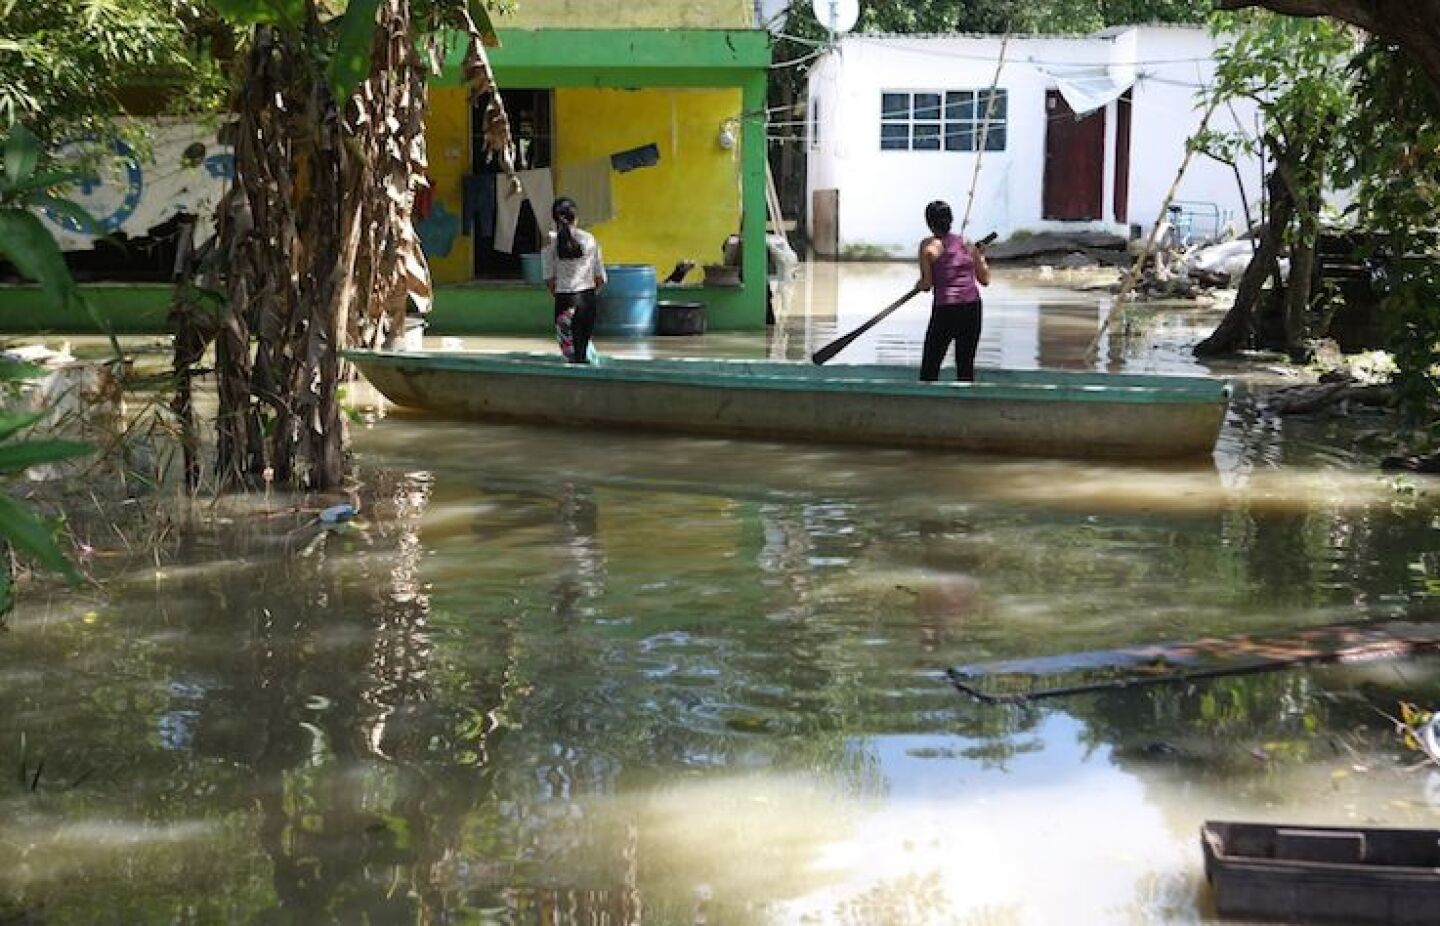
[6,166,90,198]
[329,0,382,99]
[0,412,44,443]
[0,210,77,311]
[468,0,500,47]
[2,124,39,193]
[0,492,78,583]
[29,194,101,236]
[0,440,92,474]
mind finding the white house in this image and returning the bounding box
[805,25,1262,256]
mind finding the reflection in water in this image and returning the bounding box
[4,265,1440,923]
[553,483,604,620]
[761,262,1219,378]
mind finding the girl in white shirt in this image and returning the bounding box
[542,197,607,363]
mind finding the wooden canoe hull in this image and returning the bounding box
[346,351,1229,460]
[1203,821,1440,925]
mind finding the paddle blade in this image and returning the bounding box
[811,288,918,366]
[811,336,853,366]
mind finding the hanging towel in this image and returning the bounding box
[414,176,434,220]
[494,167,554,254]
[610,143,660,173]
[460,174,496,237]
[559,158,615,225]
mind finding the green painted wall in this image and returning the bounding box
[0,281,761,335]
[495,0,754,29]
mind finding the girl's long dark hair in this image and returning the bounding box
[924,200,953,236]
[553,197,582,259]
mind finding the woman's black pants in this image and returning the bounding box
[920,301,982,382]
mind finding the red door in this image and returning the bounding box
[1042,89,1106,221]
[1113,89,1133,224]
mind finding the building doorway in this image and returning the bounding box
[1042,89,1106,222]
[472,88,553,279]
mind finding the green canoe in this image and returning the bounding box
[345,350,1231,460]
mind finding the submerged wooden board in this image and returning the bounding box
[1202,820,1440,925]
[345,350,1230,460]
[948,621,1440,704]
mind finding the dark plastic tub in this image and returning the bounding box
[656,300,707,336]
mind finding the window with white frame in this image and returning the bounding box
[880,89,1008,152]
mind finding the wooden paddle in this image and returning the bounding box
[810,288,919,365]
[810,232,998,366]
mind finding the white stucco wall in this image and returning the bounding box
[805,26,1262,257]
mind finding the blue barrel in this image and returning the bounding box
[597,264,657,337]
[520,252,545,286]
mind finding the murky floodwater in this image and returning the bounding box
[4,264,1440,924]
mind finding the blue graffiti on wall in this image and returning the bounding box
[203,152,235,181]
[44,138,145,235]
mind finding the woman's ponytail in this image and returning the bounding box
[553,197,582,259]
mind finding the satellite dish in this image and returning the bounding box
[809,0,858,34]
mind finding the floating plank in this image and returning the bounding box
[947,621,1440,704]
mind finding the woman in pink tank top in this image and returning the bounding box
[916,200,990,381]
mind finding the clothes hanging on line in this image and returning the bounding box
[494,167,554,254]
[558,158,615,225]
[610,143,660,173]
[460,174,496,237]
[414,176,435,220]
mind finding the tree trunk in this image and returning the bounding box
[217,22,349,491]
[1280,235,1316,355]
[1194,170,1295,356]
[201,3,438,490]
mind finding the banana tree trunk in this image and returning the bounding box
[171,0,512,492]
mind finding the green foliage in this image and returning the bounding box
[2,123,38,190]
[0,0,213,147]
[0,127,94,607]
[208,0,304,25]
[847,0,1205,34]
[1205,11,1357,220]
[329,0,383,98]
[0,127,102,321]
[1335,43,1440,422]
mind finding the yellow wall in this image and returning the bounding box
[554,88,742,281]
[425,86,473,284]
[498,0,753,28]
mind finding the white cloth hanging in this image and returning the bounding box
[1037,64,1135,116]
[493,167,555,254]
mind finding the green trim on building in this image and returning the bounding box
[448,29,771,82]
[0,285,173,334]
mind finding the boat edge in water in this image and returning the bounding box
[1202,820,1440,924]
[344,350,1230,460]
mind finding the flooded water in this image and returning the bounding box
[4,264,1440,924]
